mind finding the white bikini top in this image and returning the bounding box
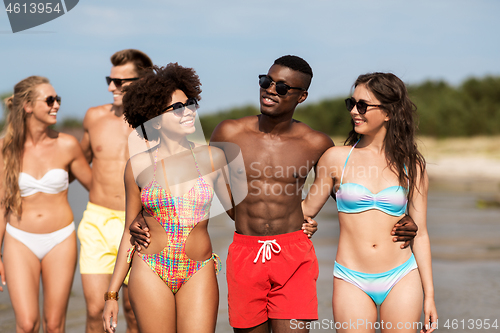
[18,169,69,197]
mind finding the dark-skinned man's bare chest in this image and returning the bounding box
[237,134,319,196]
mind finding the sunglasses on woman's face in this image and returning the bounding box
[345,97,382,115]
[105,76,139,88]
[37,95,61,107]
[258,75,305,96]
[162,98,199,117]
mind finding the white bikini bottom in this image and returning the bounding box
[6,222,75,260]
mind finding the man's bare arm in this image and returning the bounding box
[80,108,94,164]
[129,212,150,251]
[392,214,418,249]
[68,108,94,184]
[302,217,318,238]
[210,120,239,221]
[302,132,334,239]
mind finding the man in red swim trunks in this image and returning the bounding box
[131,55,417,333]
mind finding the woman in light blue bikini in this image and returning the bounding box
[302,73,437,333]
[0,76,91,332]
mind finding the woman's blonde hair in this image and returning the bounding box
[2,76,50,216]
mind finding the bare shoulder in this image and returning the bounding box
[207,145,226,168]
[54,131,82,155]
[84,104,112,118]
[294,121,334,151]
[191,144,226,170]
[210,116,256,142]
[320,145,351,166]
[129,149,155,171]
[83,104,112,127]
[56,131,80,147]
[128,148,156,183]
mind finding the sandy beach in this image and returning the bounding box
[0,136,499,332]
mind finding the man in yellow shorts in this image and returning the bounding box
[78,49,153,333]
[78,203,128,282]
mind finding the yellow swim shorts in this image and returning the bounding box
[78,202,130,284]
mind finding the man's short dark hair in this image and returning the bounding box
[111,49,153,74]
[274,55,313,89]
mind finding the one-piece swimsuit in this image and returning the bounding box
[127,146,220,294]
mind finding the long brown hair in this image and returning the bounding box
[345,73,426,202]
[2,76,50,216]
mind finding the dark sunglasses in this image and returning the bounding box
[345,97,382,115]
[258,75,305,96]
[36,95,61,107]
[162,98,199,117]
[105,76,139,88]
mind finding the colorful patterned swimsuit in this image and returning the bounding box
[128,146,221,294]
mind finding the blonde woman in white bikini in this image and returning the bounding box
[0,76,91,332]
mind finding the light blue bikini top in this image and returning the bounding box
[336,140,408,217]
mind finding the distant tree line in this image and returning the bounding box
[2,76,500,139]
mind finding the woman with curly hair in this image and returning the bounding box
[302,73,437,333]
[102,63,232,333]
[0,76,91,332]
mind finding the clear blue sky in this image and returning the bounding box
[1,0,500,120]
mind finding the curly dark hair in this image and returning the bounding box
[123,63,201,140]
[345,72,426,202]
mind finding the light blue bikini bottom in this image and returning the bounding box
[334,254,418,305]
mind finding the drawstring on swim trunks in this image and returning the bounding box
[253,240,281,263]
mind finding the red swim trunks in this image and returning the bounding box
[227,230,318,329]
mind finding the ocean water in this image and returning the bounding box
[0,181,499,332]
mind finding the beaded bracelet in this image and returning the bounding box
[104,291,119,301]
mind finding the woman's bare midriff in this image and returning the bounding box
[336,210,412,273]
[8,191,74,233]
